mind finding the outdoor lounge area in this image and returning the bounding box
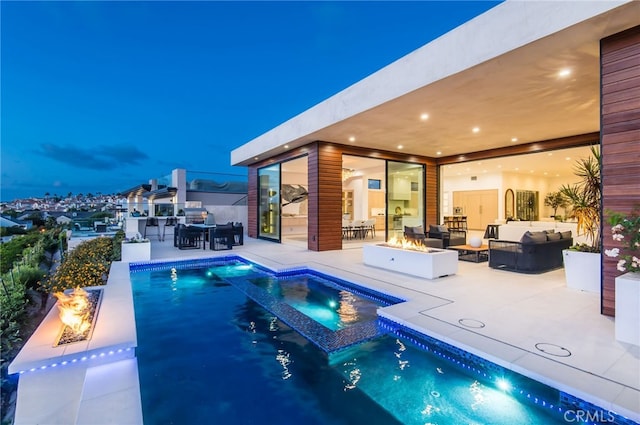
[8,235,639,424]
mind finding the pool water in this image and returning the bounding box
[249,274,383,331]
[131,260,567,424]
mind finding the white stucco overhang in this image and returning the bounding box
[230,0,639,167]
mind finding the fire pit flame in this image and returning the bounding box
[385,237,433,252]
[55,287,92,335]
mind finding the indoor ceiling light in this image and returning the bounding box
[284,145,289,149]
[348,136,356,142]
[420,113,429,121]
[472,127,480,133]
[397,145,403,149]
[511,137,518,142]
[558,68,571,78]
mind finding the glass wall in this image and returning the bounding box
[386,161,425,239]
[258,164,281,241]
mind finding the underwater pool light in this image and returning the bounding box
[328,300,337,309]
[496,378,511,391]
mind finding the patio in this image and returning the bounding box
[9,234,640,424]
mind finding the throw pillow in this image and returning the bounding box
[520,231,547,244]
[412,226,425,236]
[560,230,572,239]
[546,232,562,241]
[436,225,449,233]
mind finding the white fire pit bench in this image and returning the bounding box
[363,244,458,279]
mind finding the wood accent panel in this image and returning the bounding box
[309,143,343,251]
[426,162,438,227]
[437,133,599,166]
[601,25,640,317]
[247,167,258,238]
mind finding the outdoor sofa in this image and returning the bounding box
[488,230,573,273]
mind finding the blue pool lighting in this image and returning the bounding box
[128,256,633,425]
[497,378,511,391]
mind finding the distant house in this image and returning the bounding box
[56,216,73,226]
[0,216,31,230]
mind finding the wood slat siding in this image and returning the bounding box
[601,25,640,317]
[247,167,258,239]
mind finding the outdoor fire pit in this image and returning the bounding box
[363,238,458,279]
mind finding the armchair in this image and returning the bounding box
[404,226,443,249]
[428,225,466,248]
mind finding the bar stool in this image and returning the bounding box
[162,217,178,242]
[143,217,160,240]
[483,224,500,239]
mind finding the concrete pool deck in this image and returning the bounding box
[9,235,640,424]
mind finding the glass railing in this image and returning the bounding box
[186,170,247,193]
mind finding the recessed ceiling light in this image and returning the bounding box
[548,153,553,156]
[472,127,480,133]
[436,151,442,156]
[254,156,259,160]
[420,113,429,121]
[565,157,571,161]
[511,137,518,142]
[558,68,571,78]
[284,145,289,149]
[348,136,356,142]
[397,145,403,150]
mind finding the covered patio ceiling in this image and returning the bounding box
[231,1,639,178]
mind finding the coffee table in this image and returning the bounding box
[450,244,489,263]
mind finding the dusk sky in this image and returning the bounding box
[1,1,500,202]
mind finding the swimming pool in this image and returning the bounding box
[129,257,615,424]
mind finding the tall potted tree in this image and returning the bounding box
[560,146,601,293]
[544,191,568,220]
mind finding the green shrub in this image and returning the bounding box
[14,267,46,291]
[111,230,126,261]
[0,233,41,274]
[0,280,27,355]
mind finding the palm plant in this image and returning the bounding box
[560,146,601,251]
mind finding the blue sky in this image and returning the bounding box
[1,1,499,202]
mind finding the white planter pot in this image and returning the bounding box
[121,241,151,262]
[615,272,640,346]
[562,249,601,294]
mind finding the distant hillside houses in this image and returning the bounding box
[0,216,32,230]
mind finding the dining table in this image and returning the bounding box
[187,223,216,250]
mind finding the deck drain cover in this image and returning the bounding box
[458,318,485,328]
[535,343,571,357]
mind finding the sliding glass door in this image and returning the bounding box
[386,161,425,239]
[258,164,281,241]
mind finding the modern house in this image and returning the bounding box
[230,1,640,316]
[118,168,248,236]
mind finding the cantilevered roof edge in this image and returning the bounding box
[230,0,630,166]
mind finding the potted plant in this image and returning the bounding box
[605,209,640,345]
[559,146,601,293]
[120,232,151,262]
[544,191,568,220]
